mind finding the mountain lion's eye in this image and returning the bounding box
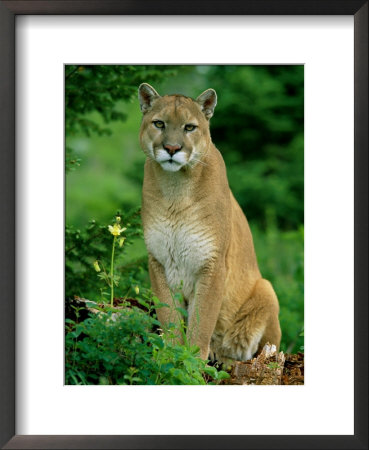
[153,120,165,129]
[185,124,196,132]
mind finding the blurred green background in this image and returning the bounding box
[65,65,304,353]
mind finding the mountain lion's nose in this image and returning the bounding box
[164,144,182,156]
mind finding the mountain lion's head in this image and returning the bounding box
[138,83,217,172]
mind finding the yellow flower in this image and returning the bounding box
[93,260,101,272]
[108,223,126,236]
[134,285,139,295]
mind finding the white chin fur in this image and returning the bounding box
[160,161,183,172]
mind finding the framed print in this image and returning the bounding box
[63,63,304,388]
[0,1,368,449]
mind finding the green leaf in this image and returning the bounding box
[216,371,230,380]
[137,299,150,309]
[203,366,217,377]
[65,318,75,324]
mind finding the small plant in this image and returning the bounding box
[93,213,127,306]
[65,207,144,301]
[267,362,281,370]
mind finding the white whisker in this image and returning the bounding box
[190,157,208,167]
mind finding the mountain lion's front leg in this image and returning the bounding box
[187,263,225,360]
[148,253,184,344]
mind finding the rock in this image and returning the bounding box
[222,343,288,385]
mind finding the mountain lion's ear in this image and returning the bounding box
[138,83,160,113]
[196,88,217,119]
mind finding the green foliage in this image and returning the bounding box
[65,300,229,385]
[65,208,147,300]
[65,64,177,172]
[252,221,304,353]
[299,327,305,352]
[205,66,304,230]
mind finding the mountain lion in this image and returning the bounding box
[138,83,281,362]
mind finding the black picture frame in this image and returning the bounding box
[0,1,367,449]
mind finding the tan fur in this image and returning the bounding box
[138,83,281,362]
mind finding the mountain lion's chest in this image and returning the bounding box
[144,215,215,299]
